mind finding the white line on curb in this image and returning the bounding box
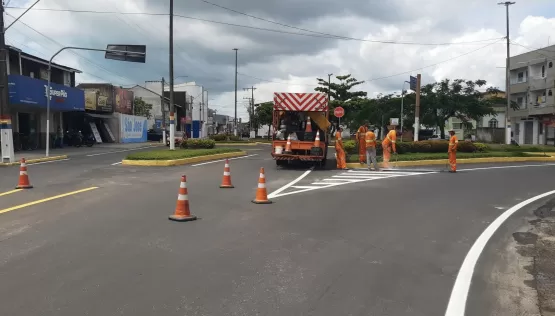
[444,189,555,316]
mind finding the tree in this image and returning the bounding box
[133,97,153,119]
[418,79,497,138]
[314,74,367,129]
[255,101,273,138]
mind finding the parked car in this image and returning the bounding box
[147,128,168,142]
[428,134,449,141]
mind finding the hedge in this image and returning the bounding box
[180,139,216,149]
[126,148,241,160]
[209,134,242,142]
[345,151,547,163]
[342,140,485,155]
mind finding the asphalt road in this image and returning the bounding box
[0,144,554,315]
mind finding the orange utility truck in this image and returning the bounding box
[271,92,331,167]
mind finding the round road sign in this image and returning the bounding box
[334,107,345,118]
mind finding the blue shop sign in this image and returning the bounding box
[8,74,85,111]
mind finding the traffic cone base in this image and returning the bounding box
[169,214,198,222]
[252,199,272,204]
[15,158,32,189]
[169,175,197,222]
[220,184,234,188]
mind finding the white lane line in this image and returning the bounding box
[291,185,321,189]
[27,159,70,165]
[267,167,314,199]
[445,189,555,316]
[86,146,158,157]
[111,162,122,166]
[459,163,555,172]
[332,175,383,179]
[191,154,258,166]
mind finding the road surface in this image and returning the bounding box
[0,144,553,315]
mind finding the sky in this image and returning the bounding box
[4,0,555,120]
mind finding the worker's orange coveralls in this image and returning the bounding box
[381,129,397,168]
[355,125,369,163]
[335,131,347,169]
[448,135,458,172]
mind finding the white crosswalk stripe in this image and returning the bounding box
[285,169,433,194]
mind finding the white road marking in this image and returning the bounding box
[190,154,259,166]
[444,189,555,316]
[459,163,555,172]
[111,162,122,166]
[27,159,70,165]
[267,167,314,199]
[86,146,157,157]
[270,170,429,199]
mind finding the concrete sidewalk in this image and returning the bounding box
[12,142,164,161]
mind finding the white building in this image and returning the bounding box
[165,82,208,138]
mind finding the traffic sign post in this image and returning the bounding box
[334,106,345,127]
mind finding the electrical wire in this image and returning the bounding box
[5,6,503,46]
[238,38,505,86]
[4,12,137,85]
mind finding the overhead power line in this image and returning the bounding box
[238,38,505,86]
[5,6,503,46]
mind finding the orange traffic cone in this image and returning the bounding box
[15,158,33,189]
[219,159,234,188]
[305,117,312,132]
[313,130,321,147]
[252,167,272,204]
[169,175,197,222]
[284,135,292,154]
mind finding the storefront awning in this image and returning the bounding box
[86,113,114,119]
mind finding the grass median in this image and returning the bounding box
[125,148,242,160]
[345,151,550,163]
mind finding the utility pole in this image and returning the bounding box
[161,78,167,144]
[413,74,421,142]
[244,86,256,136]
[168,0,176,150]
[499,1,515,145]
[0,1,14,162]
[233,48,238,136]
[200,86,204,138]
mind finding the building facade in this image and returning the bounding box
[5,46,84,156]
[508,45,555,145]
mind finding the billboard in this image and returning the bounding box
[120,113,147,143]
[114,87,134,114]
[8,74,84,111]
[77,84,114,112]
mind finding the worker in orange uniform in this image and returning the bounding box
[355,121,369,164]
[448,129,458,173]
[365,126,379,171]
[335,127,347,170]
[381,126,397,169]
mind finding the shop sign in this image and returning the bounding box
[8,74,84,111]
[120,113,147,143]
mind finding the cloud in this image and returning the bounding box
[3,0,555,120]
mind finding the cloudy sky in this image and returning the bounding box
[4,0,555,119]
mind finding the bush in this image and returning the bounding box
[180,139,216,149]
[228,135,242,141]
[210,134,228,141]
[343,140,357,154]
[126,147,241,160]
[341,140,478,154]
[473,142,489,152]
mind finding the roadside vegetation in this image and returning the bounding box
[126,147,241,160]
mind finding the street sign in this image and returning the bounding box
[334,106,345,118]
[390,118,399,126]
[409,76,417,91]
[105,44,146,63]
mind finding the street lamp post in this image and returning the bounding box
[400,80,409,141]
[233,48,238,136]
[46,46,145,157]
[498,1,515,144]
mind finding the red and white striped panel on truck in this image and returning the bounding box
[273,92,328,112]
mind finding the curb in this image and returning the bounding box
[345,156,555,168]
[0,155,68,167]
[121,151,248,166]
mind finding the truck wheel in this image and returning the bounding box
[276,160,286,167]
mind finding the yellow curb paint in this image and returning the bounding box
[0,189,22,197]
[345,156,555,168]
[121,151,247,166]
[0,155,68,166]
[0,187,99,215]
